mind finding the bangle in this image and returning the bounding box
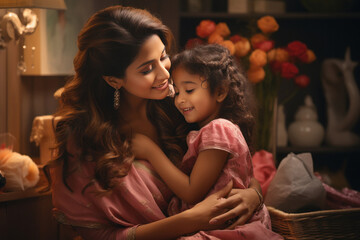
[127,225,139,240]
[251,187,264,212]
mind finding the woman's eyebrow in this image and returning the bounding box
[136,47,166,70]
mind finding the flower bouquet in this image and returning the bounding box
[186,16,316,151]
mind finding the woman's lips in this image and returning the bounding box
[153,80,168,90]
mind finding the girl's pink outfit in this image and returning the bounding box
[168,118,282,239]
[51,118,282,239]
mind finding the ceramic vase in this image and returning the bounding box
[288,95,324,147]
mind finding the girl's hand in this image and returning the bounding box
[209,187,259,229]
[131,134,157,160]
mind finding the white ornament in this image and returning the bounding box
[288,95,325,147]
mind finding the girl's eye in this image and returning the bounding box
[174,91,179,96]
[186,89,194,93]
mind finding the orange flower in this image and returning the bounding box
[208,32,224,44]
[196,20,216,38]
[220,40,235,55]
[267,48,289,63]
[247,67,265,83]
[257,16,279,34]
[250,33,267,48]
[234,38,251,57]
[249,49,267,67]
[215,22,231,38]
[304,49,316,63]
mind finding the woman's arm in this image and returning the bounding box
[75,181,233,240]
[136,185,228,240]
[209,177,263,229]
[132,134,228,204]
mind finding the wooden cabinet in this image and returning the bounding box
[0,191,57,240]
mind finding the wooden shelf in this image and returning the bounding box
[179,12,360,19]
[277,146,360,155]
[0,187,50,203]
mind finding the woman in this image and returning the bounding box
[49,5,263,239]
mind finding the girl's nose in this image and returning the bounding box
[176,93,185,105]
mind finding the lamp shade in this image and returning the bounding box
[0,0,66,10]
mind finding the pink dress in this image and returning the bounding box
[168,118,283,240]
[51,136,173,239]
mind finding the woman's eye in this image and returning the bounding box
[161,54,169,61]
[140,65,153,74]
[186,89,194,93]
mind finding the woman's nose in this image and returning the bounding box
[158,59,170,80]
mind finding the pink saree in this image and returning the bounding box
[51,153,173,239]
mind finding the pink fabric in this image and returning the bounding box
[252,150,277,197]
[168,119,283,240]
[51,137,173,239]
[315,173,360,209]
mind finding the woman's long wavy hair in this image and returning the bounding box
[171,44,256,153]
[47,5,188,192]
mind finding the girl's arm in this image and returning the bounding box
[132,134,228,204]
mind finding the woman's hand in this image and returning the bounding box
[208,186,260,229]
[187,181,234,231]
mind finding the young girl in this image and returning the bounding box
[132,44,283,239]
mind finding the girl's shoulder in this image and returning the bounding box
[202,118,239,132]
[194,118,243,142]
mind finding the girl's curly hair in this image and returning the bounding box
[171,44,256,153]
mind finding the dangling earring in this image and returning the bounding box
[114,88,120,110]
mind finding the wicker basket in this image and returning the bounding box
[268,206,360,240]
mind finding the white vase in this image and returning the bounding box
[288,96,325,147]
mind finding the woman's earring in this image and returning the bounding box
[114,88,120,110]
[167,83,175,97]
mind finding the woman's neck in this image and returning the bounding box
[118,92,159,142]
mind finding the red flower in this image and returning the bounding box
[294,75,310,88]
[196,20,216,38]
[281,62,299,79]
[254,40,275,52]
[185,38,205,49]
[230,34,242,43]
[287,41,308,59]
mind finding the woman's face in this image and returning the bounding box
[120,34,171,100]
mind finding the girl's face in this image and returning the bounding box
[114,34,171,100]
[172,67,221,128]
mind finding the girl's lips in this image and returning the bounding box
[182,107,194,114]
[152,80,168,90]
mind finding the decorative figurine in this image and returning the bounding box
[321,48,360,146]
